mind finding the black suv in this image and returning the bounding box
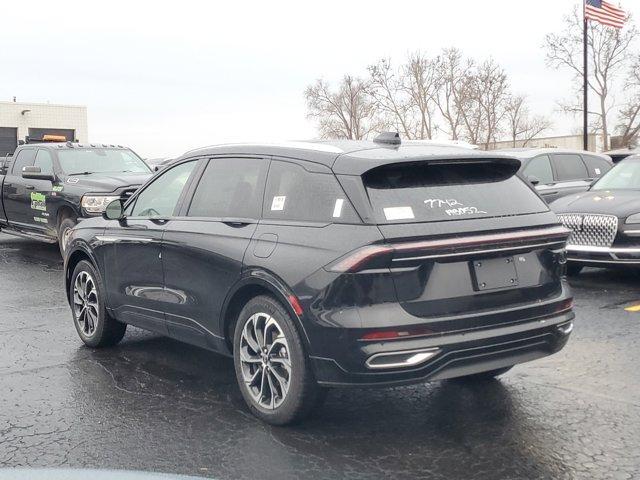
[64,135,574,425]
[501,148,612,203]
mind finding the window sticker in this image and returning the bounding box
[271,195,286,211]
[332,198,344,218]
[595,168,601,175]
[383,206,414,221]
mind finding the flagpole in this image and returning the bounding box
[583,1,589,151]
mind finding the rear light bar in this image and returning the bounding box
[327,225,571,273]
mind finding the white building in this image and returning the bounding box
[0,100,88,156]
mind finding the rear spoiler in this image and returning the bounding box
[332,150,521,176]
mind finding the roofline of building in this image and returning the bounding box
[0,101,87,109]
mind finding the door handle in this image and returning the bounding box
[25,185,34,190]
[222,217,253,227]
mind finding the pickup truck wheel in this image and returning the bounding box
[70,260,126,348]
[58,217,77,256]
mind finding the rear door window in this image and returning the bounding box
[362,161,547,224]
[522,155,553,184]
[552,154,589,181]
[582,155,611,178]
[187,157,268,219]
[11,149,36,174]
[263,160,360,223]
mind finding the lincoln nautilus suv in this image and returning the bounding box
[63,133,574,425]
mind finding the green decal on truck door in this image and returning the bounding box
[30,192,47,211]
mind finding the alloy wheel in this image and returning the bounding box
[73,271,99,337]
[239,312,291,409]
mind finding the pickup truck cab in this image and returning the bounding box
[0,142,152,253]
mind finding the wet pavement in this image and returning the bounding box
[0,233,639,480]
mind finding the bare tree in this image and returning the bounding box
[402,52,439,139]
[544,7,636,150]
[433,48,469,140]
[457,59,510,148]
[617,55,640,147]
[368,58,415,138]
[504,95,552,147]
[304,76,379,140]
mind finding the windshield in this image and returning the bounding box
[362,160,548,223]
[57,148,151,175]
[592,160,640,190]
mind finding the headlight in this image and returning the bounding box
[626,213,640,224]
[81,195,120,214]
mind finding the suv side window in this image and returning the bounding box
[523,155,553,184]
[552,154,589,181]
[582,155,611,178]
[187,157,268,219]
[263,160,359,223]
[130,160,196,217]
[11,149,36,174]
[34,149,54,174]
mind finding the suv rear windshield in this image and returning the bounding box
[58,148,150,175]
[362,160,547,223]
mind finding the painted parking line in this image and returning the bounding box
[624,303,640,312]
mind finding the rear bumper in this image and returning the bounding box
[310,310,573,387]
[566,244,640,266]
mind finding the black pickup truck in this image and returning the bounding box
[0,142,152,253]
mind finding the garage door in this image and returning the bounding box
[0,127,17,156]
[28,128,75,142]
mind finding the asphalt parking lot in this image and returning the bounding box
[0,233,639,480]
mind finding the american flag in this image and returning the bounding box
[585,0,627,29]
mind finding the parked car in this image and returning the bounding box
[64,134,574,425]
[603,148,640,163]
[0,142,152,254]
[500,148,612,203]
[552,154,640,275]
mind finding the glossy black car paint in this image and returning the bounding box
[501,148,612,203]
[64,141,574,387]
[551,156,640,267]
[0,143,152,243]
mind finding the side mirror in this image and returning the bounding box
[103,199,125,220]
[527,175,540,186]
[22,166,55,182]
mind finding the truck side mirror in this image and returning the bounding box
[527,175,540,186]
[103,199,125,220]
[22,166,55,182]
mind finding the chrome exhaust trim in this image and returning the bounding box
[365,348,441,370]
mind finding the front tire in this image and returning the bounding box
[233,295,325,425]
[58,217,77,256]
[70,260,126,348]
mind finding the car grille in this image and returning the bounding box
[556,213,618,248]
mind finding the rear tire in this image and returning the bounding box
[70,260,126,348]
[450,366,513,382]
[58,216,77,256]
[566,264,583,277]
[233,295,325,425]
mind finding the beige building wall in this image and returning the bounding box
[487,134,604,152]
[0,101,88,142]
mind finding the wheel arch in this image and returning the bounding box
[220,270,309,354]
[64,244,99,305]
[55,202,79,229]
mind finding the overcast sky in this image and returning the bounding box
[2,0,639,158]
